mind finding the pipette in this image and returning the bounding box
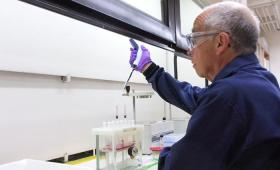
[123,39,142,93]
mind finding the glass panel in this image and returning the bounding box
[177,57,204,87]
[180,0,202,35]
[0,0,169,83]
[120,0,163,21]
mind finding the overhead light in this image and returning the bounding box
[192,0,221,8]
[249,1,280,33]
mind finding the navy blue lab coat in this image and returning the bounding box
[143,53,280,170]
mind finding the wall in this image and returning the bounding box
[0,0,202,164]
[265,32,280,81]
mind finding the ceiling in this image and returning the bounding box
[192,0,280,33]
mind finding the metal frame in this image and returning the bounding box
[19,0,176,52]
[19,0,191,78]
[174,0,190,59]
[174,54,178,79]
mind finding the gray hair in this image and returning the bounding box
[203,1,260,55]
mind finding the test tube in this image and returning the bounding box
[123,104,128,126]
[124,104,127,119]
[159,135,164,147]
[115,106,119,119]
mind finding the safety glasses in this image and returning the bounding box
[186,30,220,52]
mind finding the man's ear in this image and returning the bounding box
[215,32,230,55]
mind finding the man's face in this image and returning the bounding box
[191,38,214,78]
[190,13,216,79]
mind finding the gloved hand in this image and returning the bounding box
[129,45,152,72]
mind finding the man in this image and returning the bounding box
[129,1,280,170]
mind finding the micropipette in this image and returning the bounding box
[123,69,135,93]
[123,39,142,92]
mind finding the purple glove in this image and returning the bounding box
[129,45,152,72]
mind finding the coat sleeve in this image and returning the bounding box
[143,63,203,114]
[158,92,246,170]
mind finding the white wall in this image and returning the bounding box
[0,0,202,164]
[265,32,280,81]
[171,1,204,120]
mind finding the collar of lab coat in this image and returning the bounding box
[213,53,260,82]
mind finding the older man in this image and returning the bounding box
[129,1,280,170]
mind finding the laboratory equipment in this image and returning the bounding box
[123,70,135,93]
[142,120,174,155]
[122,90,154,122]
[115,106,119,119]
[162,133,184,147]
[172,118,190,133]
[92,120,144,170]
[123,39,141,91]
[123,105,127,119]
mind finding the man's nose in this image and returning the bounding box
[188,48,195,57]
[187,48,193,57]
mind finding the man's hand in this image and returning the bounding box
[129,45,152,72]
